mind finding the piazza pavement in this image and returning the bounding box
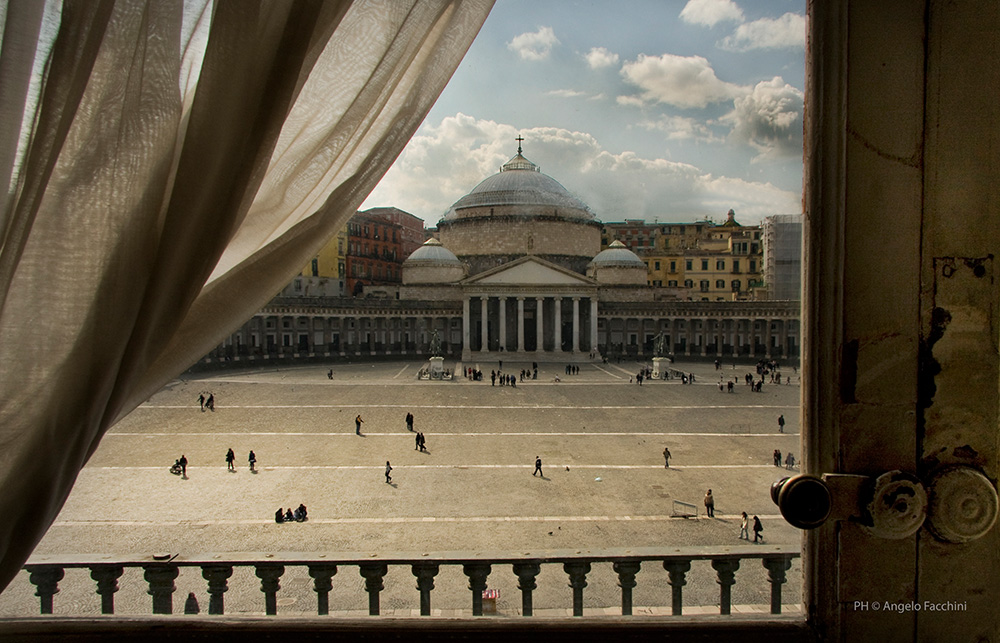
[0,358,804,619]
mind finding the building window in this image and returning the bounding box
[668,280,678,287]
[653,280,662,286]
[670,260,676,272]
[715,279,725,288]
[750,260,757,272]
[684,279,693,288]
[654,261,660,270]
[701,259,709,270]
[700,280,710,292]
[732,259,740,273]
[732,280,742,291]
[716,259,725,270]
[311,258,318,277]
[686,259,693,270]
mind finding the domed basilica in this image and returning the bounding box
[207,142,798,366]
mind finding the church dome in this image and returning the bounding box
[403,238,461,265]
[589,240,645,267]
[587,240,648,285]
[441,152,595,222]
[401,238,465,284]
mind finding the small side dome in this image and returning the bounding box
[587,240,647,285]
[402,239,466,284]
[403,238,461,265]
[589,240,645,267]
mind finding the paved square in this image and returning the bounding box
[0,358,804,617]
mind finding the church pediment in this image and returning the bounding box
[463,256,595,287]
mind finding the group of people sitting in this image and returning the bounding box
[275,504,308,523]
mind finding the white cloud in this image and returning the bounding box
[361,114,800,224]
[720,13,806,51]
[639,115,722,143]
[585,46,620,69]
[546,88,587,98]
[620,54,743,109]
[679,0,745,27]
[507,26,560,61]
[723,77,803,160]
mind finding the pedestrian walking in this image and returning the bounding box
[740,512,750,539]
[178,454,188,478]
[704,489,715,517]
[778,414,785,433]
[663,447,671,468]
[533,456,542,477]
[206,393,215,411]
[385,461,392,483]
[785,452,796,469]
[418,432,427,452]
[355,414,364,435]
[406,412,414,431]
[198,394,205,411]
[753,515,764,542]
[226,448,235,471]
[184,592,200,615]
[415,432,421,450]
[248,450,256,472]
[773,449,782,467]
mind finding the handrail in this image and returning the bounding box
[21,546,799,618]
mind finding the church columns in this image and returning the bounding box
[462,298,470,359]
[590,298,599,355]
[535,297,544,352]
[517,297,525,352]
[571,297,580,353]
[480,298,488,353]
[554,298,562,353]
[498,296,507,351]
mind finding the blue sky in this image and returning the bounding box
[361,0,805,226]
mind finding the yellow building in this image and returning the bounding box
[606,210,763,300]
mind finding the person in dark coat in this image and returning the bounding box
[226,448,235,471]
[533,456,542,476]
[275,508,284,523]
[179,455,188,478]
[385,461,393,483]
[753,515,764,542]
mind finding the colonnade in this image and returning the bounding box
[599,316,798,360]
[461,294,598,358]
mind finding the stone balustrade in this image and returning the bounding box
[21,546,798,618]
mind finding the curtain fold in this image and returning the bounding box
[0,0,493,593]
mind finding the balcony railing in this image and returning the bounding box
[18,546,798,619]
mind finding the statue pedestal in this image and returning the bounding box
[428,356,445,379]
[652,357,671,380]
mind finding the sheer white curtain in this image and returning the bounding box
[0,0,492,592]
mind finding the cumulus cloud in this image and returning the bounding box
[723,77,804,160]
[639,115,722,143]
[585,46,620,69]
[546,88,587,98]
[507,26,560,61]
[679,0,745,27]
[719,13,806,51]
[361,114,800,223]
[620,54,743,109]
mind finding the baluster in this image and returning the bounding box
[411,563,439,616]
[512,562,540,616]
[27,565,64,615]
[563,561,591,617]
[308,564,337,615]
[254,564,285,615]
[89,565,124,614]
[763,555,793,614]
[201,565,234,615]
[359,564,388,616]
[662,559,691,615]
[612,560,641,616]
[142,565,179,614]
[462,563,491,616]
[711,559,740,615]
